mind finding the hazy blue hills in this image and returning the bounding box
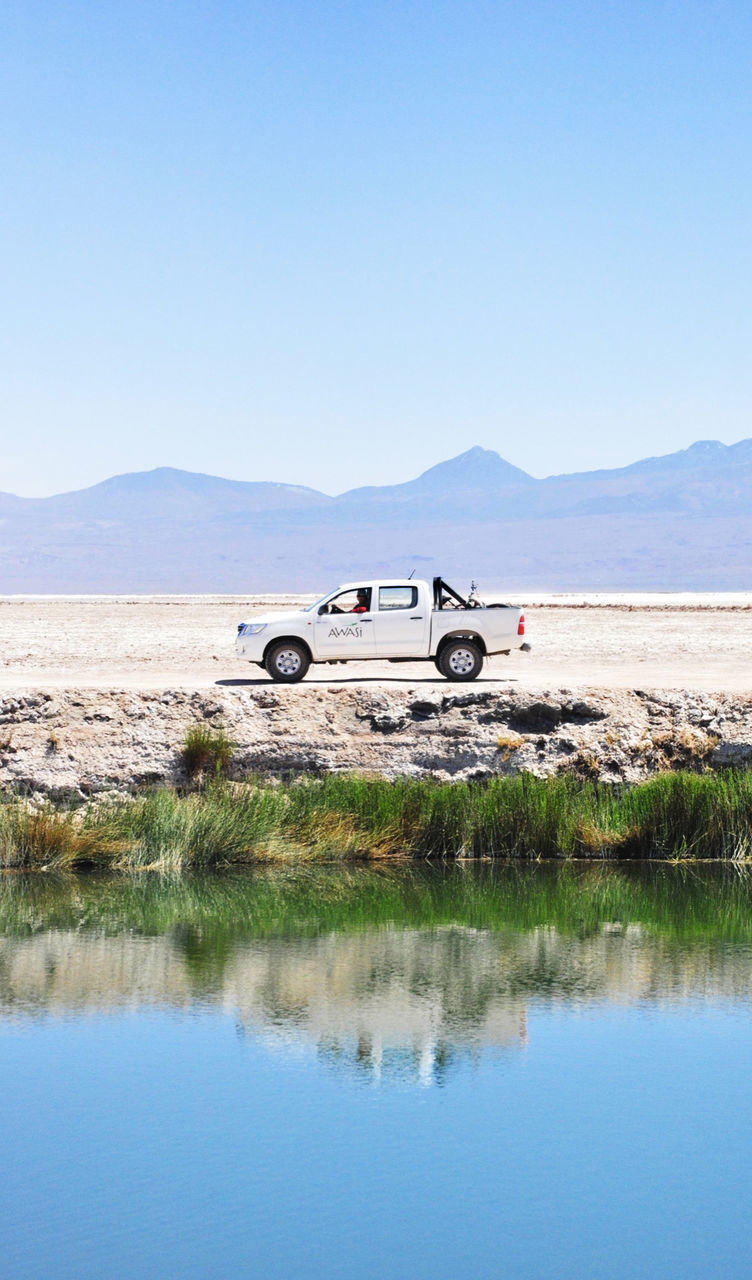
[1,440,751,591]
[11,467,330,522]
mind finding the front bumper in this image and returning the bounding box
[236,632,266,662]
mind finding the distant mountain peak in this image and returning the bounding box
[411,446,534,490]
[454,445,493,460]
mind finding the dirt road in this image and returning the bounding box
[1,595,751,693]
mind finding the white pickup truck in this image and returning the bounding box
[236,577,529,683]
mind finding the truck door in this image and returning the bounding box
[313,586,378,659]
[373,585,430,656]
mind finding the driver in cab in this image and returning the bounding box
[323,587,371,615]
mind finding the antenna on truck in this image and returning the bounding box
[408,568,415,579]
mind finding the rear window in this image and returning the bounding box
[378,586,418,611]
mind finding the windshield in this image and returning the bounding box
[304,592,332,613]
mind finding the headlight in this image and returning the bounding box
[241,623,267,636]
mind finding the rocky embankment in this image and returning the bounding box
[1,684,752,801]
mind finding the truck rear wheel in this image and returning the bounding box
[265,641,310,683]
[439,639,483,682]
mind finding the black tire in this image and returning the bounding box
[438,639,483,682]
[265,641,310,683]
[434,656,443,673]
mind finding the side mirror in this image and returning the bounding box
[318,604,328,615]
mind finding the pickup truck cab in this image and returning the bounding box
[236,577,528,683]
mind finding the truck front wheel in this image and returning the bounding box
[439,640,483,682]
[265,641,310,683]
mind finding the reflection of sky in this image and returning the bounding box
[4,916,752,1277]
[3,922,752,1087]
[4,999,752,1279]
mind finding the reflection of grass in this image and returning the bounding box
[4,863,752,947]
[1,769,752,871]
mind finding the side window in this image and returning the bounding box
[320,587,372,614]
[378,586,418,611]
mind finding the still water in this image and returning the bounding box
[2,863,752,1279]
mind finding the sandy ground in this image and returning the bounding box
[1,594,750,693]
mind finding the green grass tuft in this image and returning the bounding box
[181,724,235,780]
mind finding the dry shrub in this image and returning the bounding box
[557,750,601,780]
[496,730,524,761]
[677,726,718,757]
[650,726,719,769]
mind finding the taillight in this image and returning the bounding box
[517,613,525,636]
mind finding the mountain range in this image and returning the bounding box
[2,439,751,592]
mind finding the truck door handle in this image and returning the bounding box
[360,618,372,623]
[411,615,423,620]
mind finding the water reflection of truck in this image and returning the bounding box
[236,576,530,683]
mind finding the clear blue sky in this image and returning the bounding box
[2,0,750,496]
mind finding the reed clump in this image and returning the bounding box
[0,804,129,870]
[1,769,752,872]
[181,724,235,780]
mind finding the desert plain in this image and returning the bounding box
[2,592,752,691]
